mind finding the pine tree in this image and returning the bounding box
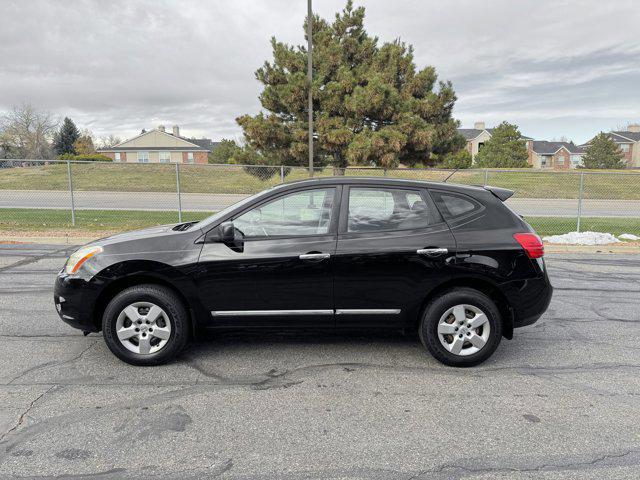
[474,122,529,168]
[237,1,464,171]
[53,117,80,155]
[582,133,626,169]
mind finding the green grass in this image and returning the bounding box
[1,163,639,199]
[2,208,639,239]
[525,216,640,237]
[0,208,212,232]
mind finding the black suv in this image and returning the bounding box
[54,177,552,367]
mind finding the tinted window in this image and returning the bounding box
[234,188,335,237]
[431,191,482,219]
[347,187,438,233]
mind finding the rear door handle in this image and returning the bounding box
[299,253,331,261]
[417,248,448,256]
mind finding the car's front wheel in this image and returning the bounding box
[102,284,189,366]
[419,288,502,367]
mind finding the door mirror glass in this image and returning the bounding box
[219,221,236,243]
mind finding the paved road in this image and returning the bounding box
[0,245,639,479]
[1,189,640,217]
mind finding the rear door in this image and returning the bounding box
[333,184,456,328]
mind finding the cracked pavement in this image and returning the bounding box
[0,243,639,479]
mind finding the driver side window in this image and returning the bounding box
[233,188,335,238]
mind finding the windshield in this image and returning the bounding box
[194,186,281,229]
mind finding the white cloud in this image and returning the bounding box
[0,0,638,144]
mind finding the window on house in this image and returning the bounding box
[137,151,149,163]
[540,155,551,167]
[187,152,194,163]
[114,152,121,162]
[557,155,565,165]
[620,144,630,153]
[159,151,171,163]
[570,155,582,167]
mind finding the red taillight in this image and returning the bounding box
[513,233,544,259]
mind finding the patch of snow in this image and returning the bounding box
[542,231,621,245]
[619,233,640,241]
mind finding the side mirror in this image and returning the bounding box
[219,221,236,243]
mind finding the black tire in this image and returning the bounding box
[102,284,189,366]
[419,288,502,367]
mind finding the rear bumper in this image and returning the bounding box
[54,273,102,332]
[511,272,553,329]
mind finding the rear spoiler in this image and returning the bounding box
[484,186,514,201]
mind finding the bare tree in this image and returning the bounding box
[0,104,57,159]
[96,134,122,149]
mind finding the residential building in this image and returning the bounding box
[97,125,210,163]
[530,141,585,170]
[581,124,640,169]
[458,121,533,162]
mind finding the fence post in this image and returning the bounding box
[175,163,183,223]
[383,168,388,177]
[66,161,76,226]
[576,172,584,233]
[484,169,489,186]
[280,165,285,184]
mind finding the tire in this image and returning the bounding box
[419,288,502,367]
[102,284,189,366]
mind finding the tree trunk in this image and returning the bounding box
[332,152,348,176]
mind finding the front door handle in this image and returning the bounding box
[417,248,448,256]
[299,253,331,261]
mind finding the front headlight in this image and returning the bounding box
[65,246,103,275]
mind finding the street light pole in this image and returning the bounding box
[307,0,314,177]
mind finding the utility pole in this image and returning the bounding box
[307,0,314,177]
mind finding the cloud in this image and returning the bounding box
[0,0,638,144]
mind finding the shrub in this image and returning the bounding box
[437,149,472,169]
[58,153,112,162]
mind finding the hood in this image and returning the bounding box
[91,223,197,247]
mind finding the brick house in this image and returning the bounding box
[458,121,533,163]
[530,141,585,170]
[581,124,640,169]
[97,125,210,163]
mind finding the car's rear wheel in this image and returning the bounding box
[102,284,189,366]
[419,288,502,367]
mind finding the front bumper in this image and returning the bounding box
[54,272,102,332]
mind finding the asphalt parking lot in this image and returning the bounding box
[0,244,639,479]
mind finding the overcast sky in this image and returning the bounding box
[1,0,638,144]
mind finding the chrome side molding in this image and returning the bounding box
[211,309,334,317]
[211,309,401,317]
[335,309,401,315]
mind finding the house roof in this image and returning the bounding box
[97,129,210,152]
[184,137,219,151]
[532,141,584,155]
[458,128,485,140]
[610,131,640,142]
[457,128,533,141]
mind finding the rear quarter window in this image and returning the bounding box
[430,190,484,220]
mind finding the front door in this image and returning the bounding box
[195,186,340,327]
[333,185,456,328]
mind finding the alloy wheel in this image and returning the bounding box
[437,304,490,356]
[115,301,172,355]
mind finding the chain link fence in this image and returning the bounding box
[1,159,639,238]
